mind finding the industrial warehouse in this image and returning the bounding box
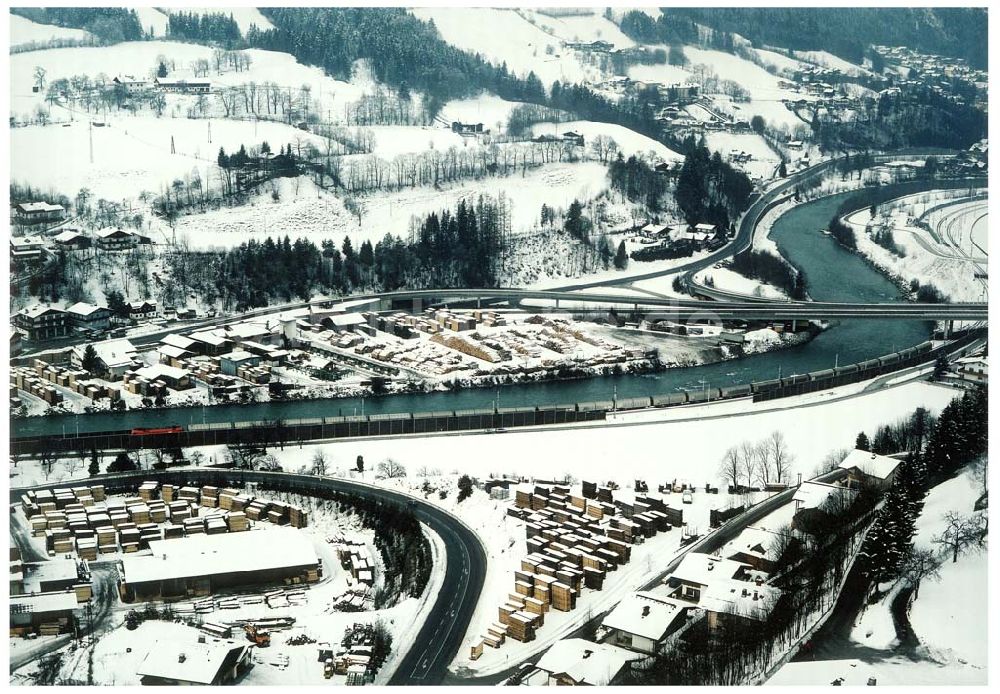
[119,525,322,602]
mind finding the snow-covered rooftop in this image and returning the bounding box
[699,578,782,622]
[670,552,749,587]
[137,633,247,685]
[66,301,106,317]
[158,344,192,359]
[535,638,640,686]
[838,449,901,481]
[135,364,188,381]
[729,526,787,562]
[161,333,197,350]
[225,322,271,339]
[189,330,230,346]
[121,526,318,585]
[11,591,79,614]
[793,480,857,509]
[53,229,85,243]
[601,591,690,642]
[75,338,137,368]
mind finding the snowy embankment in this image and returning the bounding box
[10,14,92,47]
[695,266,789,300]
[842,192,987,302]
[806,465,987,686]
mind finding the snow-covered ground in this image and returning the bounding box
[133,8,170,37]
[10,13,92,47]
[695,266,788,300]
[703,132,781,181]
[626,62,696,86]
[792,50,871,77]
[411,7,603,88]
[842,192,988,302]
[11,40,368,124]
[439,94,527,134]
[529,120,682,162]
[751,48,808,76]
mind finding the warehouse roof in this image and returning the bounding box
[10,591,79,614]
[121,526,318,585]
[601,591,689,642]
[838,449,901,481]
[157,344,192,360]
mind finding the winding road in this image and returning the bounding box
[9,469,487,687]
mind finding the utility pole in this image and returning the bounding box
[89,120,94,164]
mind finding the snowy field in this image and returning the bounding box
[529,120,683,162]
[626,61,696,86]
[439,94,527,134]
[751,48,808,75]
[410,7,603,87]
[792,50,870,77]
[519,8,635,48]
[133,7,170,37]
[10,13,92,46]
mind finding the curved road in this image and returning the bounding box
[9,469,487,687]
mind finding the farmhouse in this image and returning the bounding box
[15,305,70,341]
[154,77,211,93]
[113,75,150,93]
[601,591,692,655]
[137,634,251,685]
[95,228,137,251]
[119,526,320,602]
[531,638,640,686]
[127,300,158,321]
[451,121,484,135]
[837,449,901,490]
[14,201,65,225]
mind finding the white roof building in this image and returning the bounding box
[838,449,902,482]
[161,333,198,350]
[137,634,249,685]
[66,302,107,318]
[793,480,858,511]
[73,338,137,371]
[534,638,641,686]
[601,591,692,654]
[121,527,318,586]
[699,578,782,623]
[134,364,189,382]
[670,553,750,589]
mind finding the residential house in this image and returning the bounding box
[154,77,211,93]
[95,228,137,251]
[601,591,693,655]
[700,579,783,634]
[14,202,65,226]
[562,131,585,147]
[136,634,251,685]
[955,356,987,385]
[127,300,158,321]
[451,121,485,135]
[665,553,751,603]
[727,526,790,574]
[10,235,45,261]
[531,638,640,686]
[113,75,150,93]
[52,229,91,250]
[837,449,902,491]
[15,306,70,341]
[72,338,138,378]
[65,302,113,333]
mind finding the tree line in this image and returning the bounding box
[730,248,807,299]
[11,7,146,44]
[166,11,241,46]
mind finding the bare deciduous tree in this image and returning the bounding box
[376,458,407,479]
[900,546,941,599]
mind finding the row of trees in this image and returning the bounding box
[166,11,241,45]
[718,431,795,492]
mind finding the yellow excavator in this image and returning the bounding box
[244,624,271,648]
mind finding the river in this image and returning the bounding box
[11,192,932,438]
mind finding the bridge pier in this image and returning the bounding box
[791,319,797,332]
[944,319,954,339]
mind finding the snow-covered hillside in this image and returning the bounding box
[133,7,170,37]
[530,120,683,161]
[9,13,92,46]
[411,7,603,87]
[518,8,635,47]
